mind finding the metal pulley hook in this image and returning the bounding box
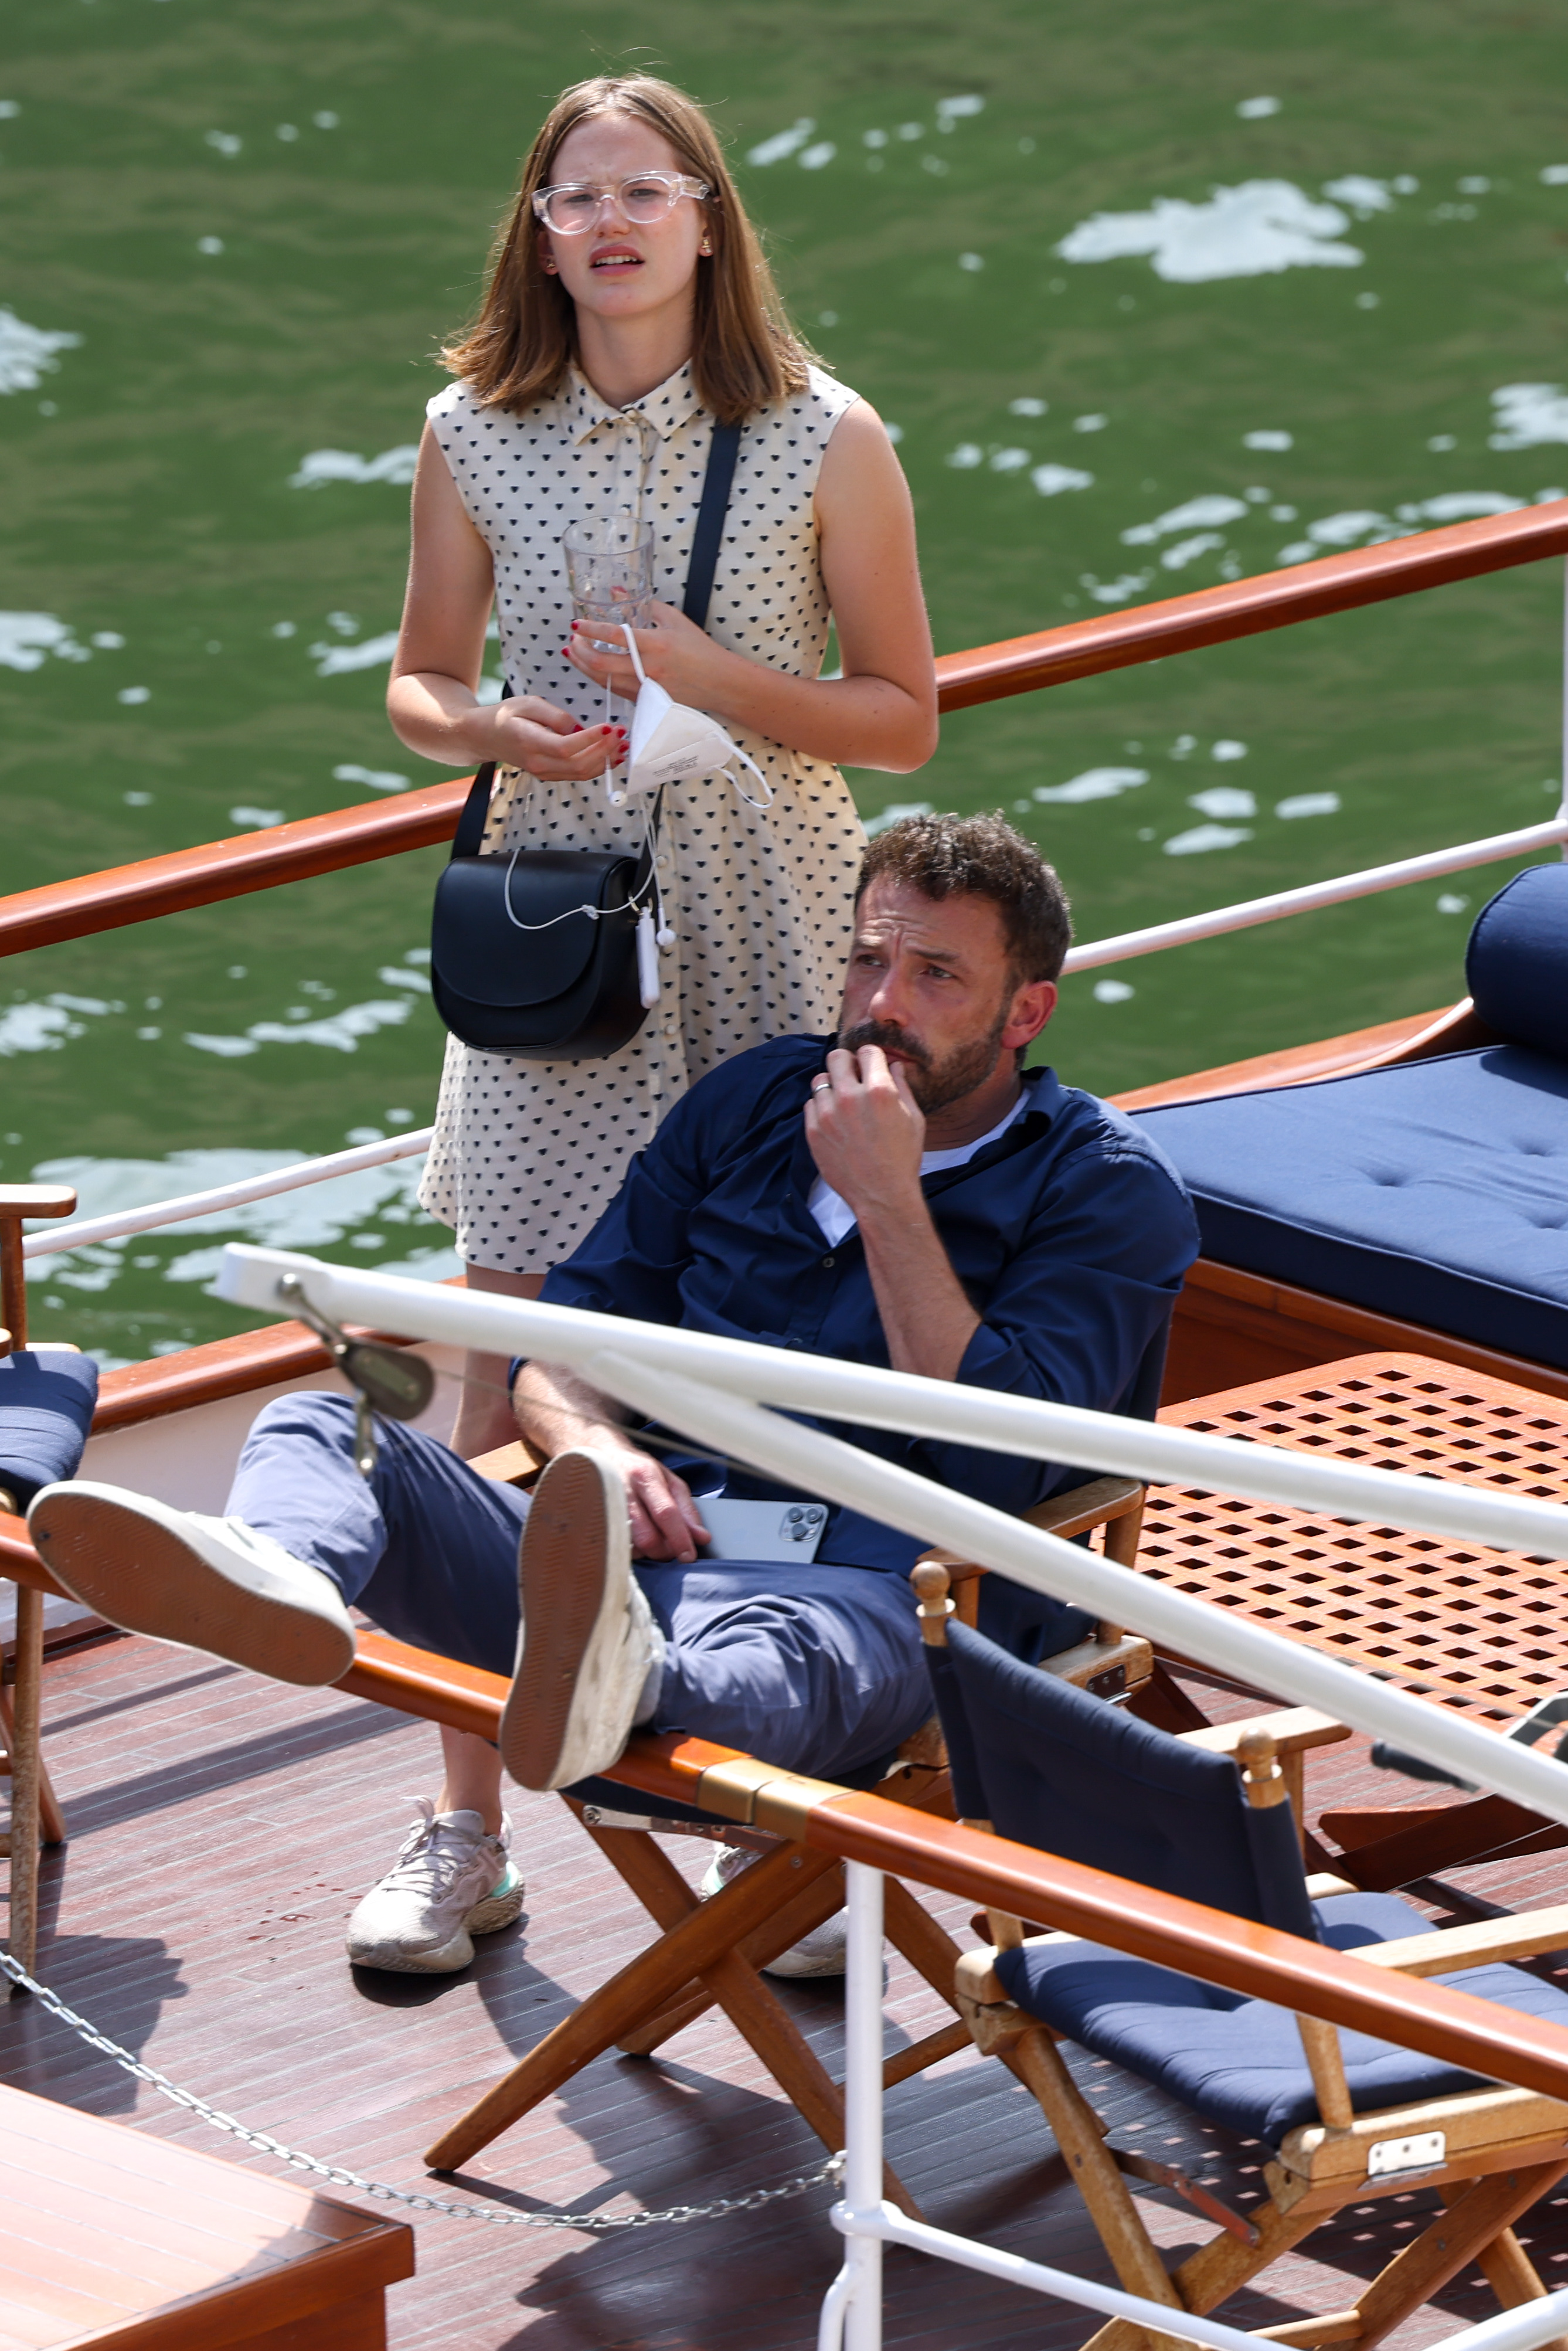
[276,1274,435,1477]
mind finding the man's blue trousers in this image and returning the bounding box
[228,1392,931,1781]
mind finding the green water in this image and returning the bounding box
[3,0,1567,1360]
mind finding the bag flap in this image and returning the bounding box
[433,851,635,1008]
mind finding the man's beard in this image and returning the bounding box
[836,1007,1010,1114]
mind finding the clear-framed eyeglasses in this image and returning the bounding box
[532,172,711,236]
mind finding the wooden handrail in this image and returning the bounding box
[933,497,1568,709]
[2,501,1565,963]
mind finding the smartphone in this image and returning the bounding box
[695,1498,828,1564]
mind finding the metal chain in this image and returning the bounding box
[0,1946,842,2231]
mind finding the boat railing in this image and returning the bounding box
[7,498,1568,1263]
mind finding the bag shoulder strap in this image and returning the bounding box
[452,760,498,861]
[682,419,742,630]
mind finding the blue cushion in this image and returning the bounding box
[0,1348,98,1511]
[1468,864,1568,1059]
[997,1889,1568,2147]
[1131,1046,1568,1367]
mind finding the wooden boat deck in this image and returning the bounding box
[7,1630,1568,2350]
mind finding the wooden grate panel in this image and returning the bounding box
[1144,1354,1568,1724]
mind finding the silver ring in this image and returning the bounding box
[811,1078,831,1095]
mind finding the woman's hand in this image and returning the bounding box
[488,694,626,783]
[564,599,726,708]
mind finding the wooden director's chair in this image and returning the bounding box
[921,1564,1568,2351]
[1,1186,80,1982]
[408,1434,1171,2204]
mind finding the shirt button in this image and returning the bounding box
[821,1255,835,1269]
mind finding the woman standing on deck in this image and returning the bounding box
[367,73,936,1973]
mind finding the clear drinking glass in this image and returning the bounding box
[562,514,655,650]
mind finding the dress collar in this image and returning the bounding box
[566,359,706,447]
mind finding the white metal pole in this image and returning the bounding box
[841,1861,885,2351]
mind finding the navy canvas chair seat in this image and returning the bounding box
[1131,864,1568,1370]
[0,1348,98,1513]
[927,1594,1568,2351]
[1001,1885,1568,2147]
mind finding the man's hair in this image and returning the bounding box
[441,74,814,425]
[856,812,1072,986]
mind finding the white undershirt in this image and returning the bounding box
[807,1088,1030,1250]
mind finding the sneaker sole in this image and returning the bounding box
[501,1452,618,1791]
[29,1488,353,1687]
[347,1874,526,1975]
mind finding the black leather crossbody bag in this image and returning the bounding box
[430,419,742,1059]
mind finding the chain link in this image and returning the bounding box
[0,1946,842,2231]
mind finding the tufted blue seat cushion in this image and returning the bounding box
[997,1888,1568,2147]
[0,1347,99,1511]
[1131,1046,1568,1367]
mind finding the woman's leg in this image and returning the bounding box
[448,1263,547,1458]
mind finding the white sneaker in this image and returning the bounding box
[27,1480,356,1687]
[346,1802,525,1973]
[702,1844,849,1979]
[499,1448,661,1792]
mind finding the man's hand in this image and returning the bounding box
[804,1043,926,1219]
[511,1360,709,1563]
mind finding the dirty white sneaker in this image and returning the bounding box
[27,1480,356,1687]
[702,1843,849,1979]
[346,1802,525,1973]
[499,1448,663,1792]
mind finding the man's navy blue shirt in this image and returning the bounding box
[540,1035,1199,1592]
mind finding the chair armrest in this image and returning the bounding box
[1355,1902,1568,1977]
[917,1475,1145,1575]
[1177,1707,1351,1761]
[956,1933,1083,2009]
[468,1437,545,1486]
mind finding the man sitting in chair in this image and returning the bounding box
[30,814,1198,1974]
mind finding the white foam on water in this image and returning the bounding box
[1323,176,1394,216]
[197,237,223,256]
[799,142,836,170]
[1490,385,1568,449]
[1123,494,1250,545]
[1059,181,1361,283]
[0,102,19,120]
[334,761,411,793]
[376,966,428,991]
[945,443,984,468]
[1244,428,1293,450]
[1164,822,1253,854]
[1161,531,1226,569]
[1212,740,1248,761]
[0,612,87,670]
[1032,464,1093,495]
[1277,509,1409,562]
[229,806,284,829]
[863,130,888,150]
[1074,414,1107,432]
[1033,767,1148,804]
[117,685,150,704]
[1079,571,1151,604]
[0,1004,84,1056]
[92,631,124,648]
[746,119,815,167]
[1236,96,1280,119]
[204,130,241,157]
[863,800,933,838]
[936,95,984,123]
[311,631,400,676]
[33,1147,434,1273]
[0,310,82,395]
[1010,396,1047,416]
[1395,491,1525,522]
[1093,978,1135,1003]
[989,447,1030,471]
[290,446,419,488]
[958,252,984,271]
[1277,792,1341,818]
[185,996,412,1057]
[1189,786,1256,820]
[1437,892,1470,915]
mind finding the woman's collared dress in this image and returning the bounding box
[417,358,867,1270]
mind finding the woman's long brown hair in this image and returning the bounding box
[441,74,814,424]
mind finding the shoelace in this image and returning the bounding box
[376,1799,500,1899]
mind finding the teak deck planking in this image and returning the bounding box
[6,1630,1568,2348]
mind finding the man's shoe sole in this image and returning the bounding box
[501,1450,625,1791]
[28,1486,353,1687]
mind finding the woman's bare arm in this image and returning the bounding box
[386,424,625,785]
[563,401,938,774]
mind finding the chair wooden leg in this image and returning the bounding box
[4,1587,43,1986]
[0,1679,65,1846]
[424,1836,824,2170]
[1346,2163,1568,2351]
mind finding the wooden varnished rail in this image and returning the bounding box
[2,501,1565,962]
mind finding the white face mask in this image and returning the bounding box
[613,630,773,811]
